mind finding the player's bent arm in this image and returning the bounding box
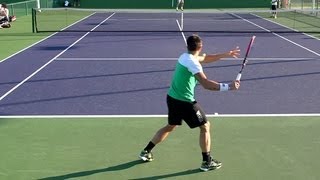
[195,72,220,91]
[195,72,241,91]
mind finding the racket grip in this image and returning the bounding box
[236,73,242,81]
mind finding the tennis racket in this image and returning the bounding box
[236,35,256,81]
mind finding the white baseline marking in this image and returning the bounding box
[0,114,319,119]
[55,57,318,61]
[0,13,116,102]
[231,13,320,57]
[57,57,177,61]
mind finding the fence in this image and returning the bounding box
[289,0,319,9]
[8,0,62,17]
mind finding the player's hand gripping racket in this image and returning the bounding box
[236,36,256,81]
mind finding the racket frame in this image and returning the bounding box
[236,35,256,81]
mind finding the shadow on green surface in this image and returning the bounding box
[38,160,144,180]
[0,32,51,37]
[130,168,201,180]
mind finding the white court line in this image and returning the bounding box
[0,13,116,102]
[251,13,320,41]
[186,19,244,22]
[176,14,187,46]
[127,18,171,21]
[109,18,244,22]
[0,13,97,64]
[0,114,319,118]
[231,13,320,57]
[55,57,318,61]
[57,57,177,61]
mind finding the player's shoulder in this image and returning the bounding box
[178,53,197,62]
[178,53,201,69]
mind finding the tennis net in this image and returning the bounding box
[32,8,320,34]
[289,0,319,10]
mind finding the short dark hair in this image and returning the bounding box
[1,3,7,8]
[187,34,202,51]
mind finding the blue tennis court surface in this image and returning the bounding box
[0,12,319,115]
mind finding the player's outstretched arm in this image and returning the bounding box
[198,47,240,63]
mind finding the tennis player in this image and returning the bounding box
[271,0,278,18]
[139,34,241,171]
[0,3,10,28]
[0,3,9,22]
[176,0,184,11]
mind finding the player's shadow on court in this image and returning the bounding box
[38,160,143,180]
[129,169,201,180]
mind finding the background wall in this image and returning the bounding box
[5,0,59,8]
[3,0,24,3]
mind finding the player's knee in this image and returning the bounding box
[200,121,210,132]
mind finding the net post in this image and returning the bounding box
[37,0,40,9]
[293,9,296,29]
[32,8,35,33]
[32,8,38,33]
[25,2,28,15]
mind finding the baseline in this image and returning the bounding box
[55,57,318,61]
[1,114,319,119]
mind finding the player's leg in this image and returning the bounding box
[199,121,211,158]
[271,5,277,18]
[176,0,181,11]
[199,122,221,171]
[139,95,182,162]
[183,102,222,171]
[139,124,176,162]
[180,0,184,10]
[151,124,177,145]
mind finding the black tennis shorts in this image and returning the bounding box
[271,5,277,10]
[167,95,208,128]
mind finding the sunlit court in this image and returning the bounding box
[0,0,320,179]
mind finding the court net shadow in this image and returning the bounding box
[38,160,143,180]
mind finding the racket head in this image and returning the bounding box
[243,35,256,65]
[237,35,256,80]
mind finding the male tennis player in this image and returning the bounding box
[139,34,241,171]
[0,3,10,28]
[271,0,278,18]
[176,0,184,11]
